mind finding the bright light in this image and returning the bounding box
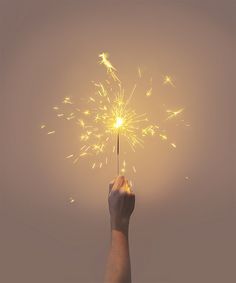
[163,75,175,87]
[114,117,123,129]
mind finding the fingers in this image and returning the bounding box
[109,179,115,193]
[120,179,131,194]
[113,175,125,190]
[108,176,136,220]
[109,175,125,194]
[123,192,135,215]
[109,176,133,194]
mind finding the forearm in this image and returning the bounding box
[105,226,131,283]
[105,176,135,283]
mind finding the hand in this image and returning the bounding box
[108,176,135,231]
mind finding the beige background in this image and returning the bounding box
[1,0,235,282]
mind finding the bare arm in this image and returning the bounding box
[105,176,135,283]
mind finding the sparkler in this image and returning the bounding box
[41,52,187,175]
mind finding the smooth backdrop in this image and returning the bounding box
[1,1,235,282]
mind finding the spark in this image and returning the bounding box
[166,108,184,120]
[83,110,90,115]
[142,125,156,136]
[159,134,167,140]
[47,131,55,135]
[99,52,120,82]
[66,154,74,159]
[78,119,85,128]
[73,157,79,164]
[69,197,75,204]
[66,116,75,120]
[146,87,152,97]
[138,67,142,78]
[121,160,126,173]
[89,97,95,102]
[41,124,46,129]
[171,143,177,148]
[80,152,87,157]
[163,75,175,87]
[63,97,73,104]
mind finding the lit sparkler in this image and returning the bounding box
[41,52,187,175]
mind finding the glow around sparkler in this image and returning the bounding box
[41,52,187,174]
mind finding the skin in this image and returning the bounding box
[104,176,135,283]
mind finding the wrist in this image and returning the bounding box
[110,217,130,233]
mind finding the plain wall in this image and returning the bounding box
[1,0,235,282]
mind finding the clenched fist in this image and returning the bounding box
[108,176,135,231]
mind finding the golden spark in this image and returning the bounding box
[69,197,75,204]
[163,75,175,87]
[99,52,120,82]
[166,108,184,120]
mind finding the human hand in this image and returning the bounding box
[108,176,135,231]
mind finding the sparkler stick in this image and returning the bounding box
[114,116,123,175]
[117,131,120,175]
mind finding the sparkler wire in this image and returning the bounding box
[117,131,120,175]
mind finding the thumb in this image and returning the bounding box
[112,175,125,191]
[109,178,115,193]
